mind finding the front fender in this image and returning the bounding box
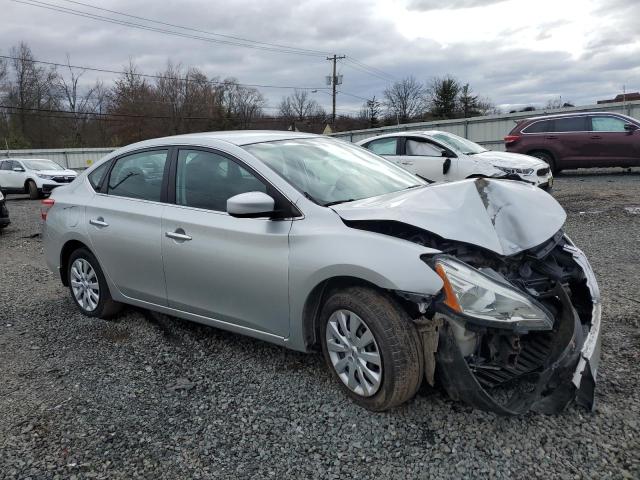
[285,209,444,351]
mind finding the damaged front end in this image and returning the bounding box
[417,234,601,416]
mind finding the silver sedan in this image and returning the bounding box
[42,131,600,414]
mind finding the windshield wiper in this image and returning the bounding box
[324,199,355,207]
[403,184,423,190]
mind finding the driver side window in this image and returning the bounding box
[405,139,445,157]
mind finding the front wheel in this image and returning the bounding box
[67,248,122,319]
[320,286,423,411]
[27,180,40,200]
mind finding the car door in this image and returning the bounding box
[161,147,292,337]
[0,161,11,189]
[550,116,590,167]
[1,160,25,189]
[395,137,455,182]
[86,148,169,305]
[589,115,639,167]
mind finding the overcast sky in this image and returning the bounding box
[3,0,639,114]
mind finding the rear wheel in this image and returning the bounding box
[320,286,423,411]
[67,248,122,319]
[529,151,558,174]
[27,180,40,200]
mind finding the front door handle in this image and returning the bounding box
[545,135,558,140]
[165,229,192,242]
[89,217,109,227]
[590,135,602,139]
[400,161,413,165]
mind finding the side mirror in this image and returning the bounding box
[13,167,25,172]
[624,123,638,132]
[443,157,452,174]
[227,191,276,218]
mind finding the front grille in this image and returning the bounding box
[469,333,553,389]
[51,176,75,183]
[537,167,550,176]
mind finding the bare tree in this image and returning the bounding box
[359,96,382,128]
[383,76,426,123]
[56,55,99,145]
[279,89,322,122]
[427,75,460,119]
[219,78,266,128]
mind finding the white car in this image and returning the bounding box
[0,158,78,199]
[357,131,554,190]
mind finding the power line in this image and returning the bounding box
[57,0,331,57]
[11,0,328,57]
[0,55,329,92]
[345,56,396,82]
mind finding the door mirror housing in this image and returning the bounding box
[13,167,25,172]
[227,191,276,218]
[443,157,452,174]
[624,123,638,132]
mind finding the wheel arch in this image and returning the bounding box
[301,275,415,351]
[59,239,93,286]
[526,149,557,171]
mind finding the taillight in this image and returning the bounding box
[41,198,55,221]
[504,135,521,145]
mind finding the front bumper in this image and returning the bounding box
[434,246,601,415]
[41,183,66,194]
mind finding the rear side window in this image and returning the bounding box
[88,162,109,191]
[365,138,398,155]
[0,161,10,170]
[175,149,266,212]
[107,150,168,201]
[405,139,444,156]
[591,116,627,132]
[554,116,587,132]
[523,120,551,133]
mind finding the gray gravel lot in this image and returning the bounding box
[1,169,639,479]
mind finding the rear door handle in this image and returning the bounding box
[545,135,558,140]
[165,229,192,241]
[590,135,602,139]
[89,217,109,227]
[400,161,413,165]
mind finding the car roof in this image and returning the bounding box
[521,112,633,123]
[133,130,320,148]
[357,130,450,142]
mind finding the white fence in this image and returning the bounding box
[3,100,639,164]
[330,100,640,150]
[0,147,114,170]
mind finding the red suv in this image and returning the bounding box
[505,112,640,172]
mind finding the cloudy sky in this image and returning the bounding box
[2,0,639,114]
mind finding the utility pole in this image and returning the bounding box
[327,54,345,127]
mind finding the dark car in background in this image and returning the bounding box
[0,189,10,230]
[505,112,640,172]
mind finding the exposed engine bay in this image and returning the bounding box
[345,219,601,415]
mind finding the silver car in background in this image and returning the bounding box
[42,131,600,414]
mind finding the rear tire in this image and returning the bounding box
[529,151,558,174]
[67,248,123,319]
[27,180,40,200]
[320,286,423,411]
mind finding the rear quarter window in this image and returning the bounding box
[522,120,551,133]
[88,162,109,191]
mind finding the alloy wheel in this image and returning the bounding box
[325,309,382,397]
[70,258,100,312]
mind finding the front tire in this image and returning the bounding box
[67,248,122,319]
[27,180,40,200]
[320,286,423,411]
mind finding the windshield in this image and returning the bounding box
[431,132,487,155]
[23,160,64,171]
[244,138,424,206]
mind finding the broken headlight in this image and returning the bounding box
[494,165,534,176]
[434,257,553,331]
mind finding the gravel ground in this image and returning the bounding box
[1,168,639,479]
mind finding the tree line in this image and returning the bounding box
[0,42,497,149]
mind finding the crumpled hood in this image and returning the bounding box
[473,151,547,170]
[332,178,566,256]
